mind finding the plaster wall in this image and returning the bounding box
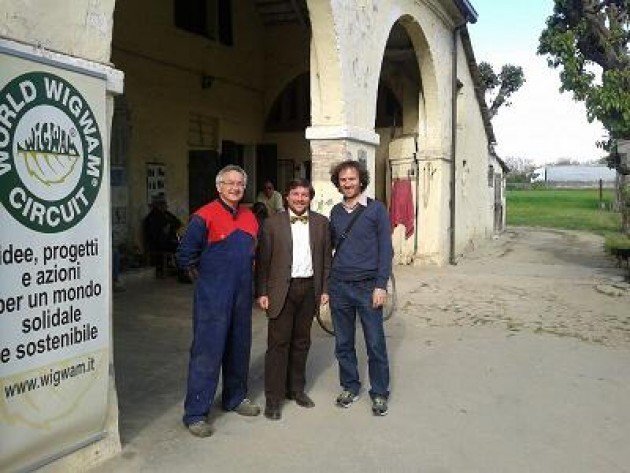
[0,0,115,64]
[454,38,495,256]
[111,0,269,245]
[311,0,457,135]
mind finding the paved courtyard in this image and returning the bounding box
[92,227,630,473]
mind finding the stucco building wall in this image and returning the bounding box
[454,37,495,255]
[111,1,269,243]
[0,0,115,64]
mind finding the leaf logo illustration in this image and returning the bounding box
[0,71,104,233]
[20,150,80,186]
[17,121,81,186]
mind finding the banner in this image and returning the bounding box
[0,51,110,472]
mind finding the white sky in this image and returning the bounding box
[468,1,607,165]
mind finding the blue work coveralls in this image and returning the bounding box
[177,199,258,426]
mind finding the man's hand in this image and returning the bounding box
[258,296,269,311]
[320,293,329,306]
[372,288,387,308]
[188,267,199,282]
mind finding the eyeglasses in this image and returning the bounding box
[220,181,246,189]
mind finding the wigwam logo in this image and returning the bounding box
[0,72,103,233]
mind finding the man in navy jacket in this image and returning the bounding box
[329,160,393,416]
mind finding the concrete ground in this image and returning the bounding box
[93,227,630,473]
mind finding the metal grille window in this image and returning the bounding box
[188,113,219,149]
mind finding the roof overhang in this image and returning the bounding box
[454,0,479,24]
[459,27,496,147]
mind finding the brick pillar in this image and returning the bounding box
[306,126,379,217]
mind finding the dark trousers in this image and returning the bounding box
[150,250,168,277]
[329,278,390,400]
[265,277,315,403]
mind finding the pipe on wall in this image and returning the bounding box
[450,23,466,265]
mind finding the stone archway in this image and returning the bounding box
[377,14,449,265]
[305,3,452,263]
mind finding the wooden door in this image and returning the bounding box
[188,150,221,214]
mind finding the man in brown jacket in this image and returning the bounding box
[255,178,332,420]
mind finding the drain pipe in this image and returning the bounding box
[449,23,466,265]
[413,136,419,255]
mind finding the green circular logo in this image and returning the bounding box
[0,72,103,233]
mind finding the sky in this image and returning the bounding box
[467,0,608,166]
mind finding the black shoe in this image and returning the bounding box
[288,391,315,408]
[264,400,281,420]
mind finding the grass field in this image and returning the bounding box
[506,188,622,235]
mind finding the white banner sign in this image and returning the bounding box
[0,51,110,472]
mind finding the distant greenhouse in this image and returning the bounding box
[531,165,617,187]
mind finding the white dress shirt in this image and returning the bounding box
[289,210,314,278]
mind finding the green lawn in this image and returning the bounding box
[506,188,622,235]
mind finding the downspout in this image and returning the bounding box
[450,23,466,265]
[413,137,419,255]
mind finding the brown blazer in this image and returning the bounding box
[255,210,332,319]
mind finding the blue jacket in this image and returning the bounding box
[330,199,393,289]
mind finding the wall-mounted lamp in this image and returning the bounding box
[201,74,215,89]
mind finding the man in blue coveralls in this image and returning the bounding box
[177,164,261,438]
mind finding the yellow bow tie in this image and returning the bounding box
[290,215,308,224]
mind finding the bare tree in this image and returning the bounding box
[478,62,526,119]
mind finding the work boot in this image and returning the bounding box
[187,420,214,437]
[233,398,261,417]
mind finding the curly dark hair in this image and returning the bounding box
[286,178,315,199]
[330,160,370,192]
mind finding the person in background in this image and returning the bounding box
[177,165,261,438]
[255,178,331,421]
[251,201,269,240]
[143,194,182,278]
[112,244,125,292]
[256,180,284,216]
[328,160,393,417]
